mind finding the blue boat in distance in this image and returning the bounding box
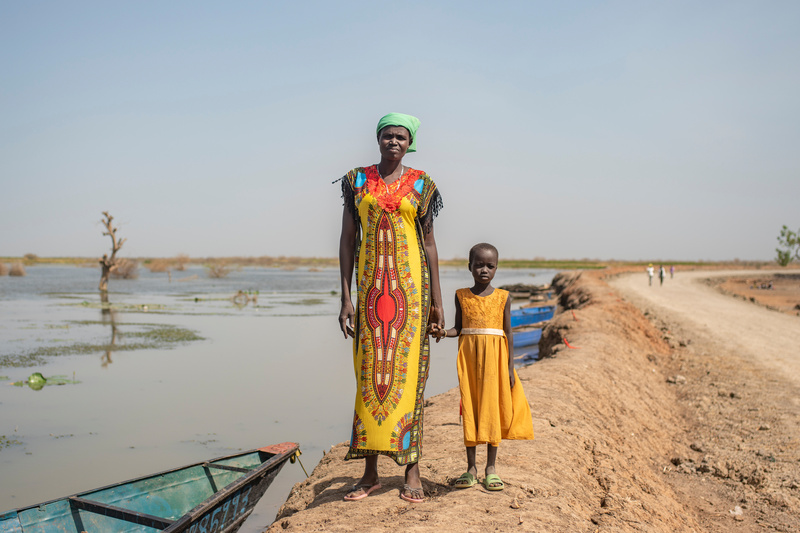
[510,305,555,328]
[0,443,299,533]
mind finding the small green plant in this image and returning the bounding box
[776,225,800,266]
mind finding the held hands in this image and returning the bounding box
[429,323,447,343]
[426,306,446,342]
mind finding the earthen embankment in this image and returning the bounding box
[266,270,708,532]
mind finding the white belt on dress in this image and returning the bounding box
[460,328,504,336]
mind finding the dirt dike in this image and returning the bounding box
[266,271,699,532]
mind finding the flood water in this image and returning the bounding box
[0,264,556,531]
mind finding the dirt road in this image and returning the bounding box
[610,270,800,532]
[610,270,800,385]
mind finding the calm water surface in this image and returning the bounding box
[0,264,555,530]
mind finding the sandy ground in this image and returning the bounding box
[264,269,800,532]
[609,269,800,531]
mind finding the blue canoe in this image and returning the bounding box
[512,328,542,348]
[0,442,299,533]
[510,305,555,328]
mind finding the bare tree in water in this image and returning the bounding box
[99,211,127,291]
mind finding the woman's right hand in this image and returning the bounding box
[339,300,355,339]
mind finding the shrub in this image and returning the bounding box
[206,263,233,278]
[174,254,189,271]
[111,258,139,279]
[9,263,26,276]
[147,259,172,273]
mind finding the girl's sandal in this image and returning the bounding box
[483,474,504,491]
[454,472,477,489]
[400,484,425,503]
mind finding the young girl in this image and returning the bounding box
[435,243,534,491]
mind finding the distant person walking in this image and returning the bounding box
[670,265,674,279]
[646,264,654,286]
[659,265,666,286]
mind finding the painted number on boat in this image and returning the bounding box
[188,486,252,533]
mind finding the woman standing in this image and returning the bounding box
[338,113,444,503]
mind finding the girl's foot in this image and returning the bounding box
[454,471,478,488]
[483,474,504,491]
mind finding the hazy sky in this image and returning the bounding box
[2,1,798,261]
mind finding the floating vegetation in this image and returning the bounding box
[284,298,325,306]
[10,372,81,390]
[0,323,203,368]
[124,324,203,343]
[73,301,168,313]
[1,435,23,449]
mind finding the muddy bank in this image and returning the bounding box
[266,271,705,532]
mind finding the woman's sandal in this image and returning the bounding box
[483,474,504,491]
[400,484,425,503]
[343,482,381,501]
[454,472,477,489]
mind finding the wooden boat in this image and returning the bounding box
[510,305,555,328]
[0,442,299,533]
[512,328,542,348]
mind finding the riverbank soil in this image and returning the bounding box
[265,269,798,532]
[609,269,800,532]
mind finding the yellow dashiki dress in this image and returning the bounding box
[340,165,442,465]
[457,288,534,447]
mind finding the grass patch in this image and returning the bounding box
[283,298,326,306]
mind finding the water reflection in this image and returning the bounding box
[231,290,259,309]
[100,291,118,367]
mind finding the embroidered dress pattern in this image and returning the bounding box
[341,165,441,465]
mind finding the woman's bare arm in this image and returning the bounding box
[339,207,357,338]
[423,225,444,333]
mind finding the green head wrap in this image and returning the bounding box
[376,113,420,153]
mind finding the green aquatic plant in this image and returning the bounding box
[284,298,325,306]
[11,372,80,390]
[1,435,23,449]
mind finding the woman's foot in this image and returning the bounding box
[344,481,381,501]
[400,484,425,503]
[401,462,424,502]
[345,456,379,501]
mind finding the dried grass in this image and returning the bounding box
[111,258,139,279]
[0,263,8,276]
[205,263,234,278]
[9,263,26,276]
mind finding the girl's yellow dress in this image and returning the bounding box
[340,165,442,465]
[457,288,534,447]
